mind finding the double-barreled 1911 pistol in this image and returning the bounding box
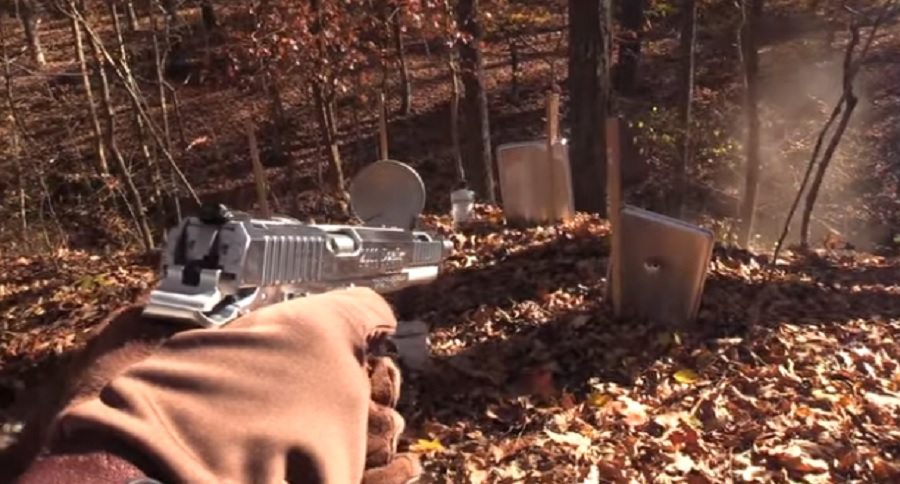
[142,203,453,328]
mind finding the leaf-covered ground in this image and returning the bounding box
[381,207,900,483]
[0,206,898,482]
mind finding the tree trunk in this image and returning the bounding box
[736,0,762,248]
[614,0,644,93]
[266,71,286,163]
[109,0,160,203]
[310,0,345,195]
[125,0,139,31]
[150,3,171,152]
[70,4,109,176]
[77,16,199,205]
[13,130,28,238]
[448,51,465,184]
[200,0,217,30]
[800,18,870,248]
[772,7,884,260]
[393,5,412,116]
[509,36,521,103]
[455,0,496,203]
[160,0,179,23]
[88,32,155,250]
[674,0,697,218]
[1,21,28,238]
[567,0,610,215]
[313,81,345,193]
[19,0,46,66]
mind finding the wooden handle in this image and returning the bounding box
[545,90,560,223]
[246,121,272,218]
[378,93,389,161]
[606,117,623,317]
[546,90,559,144]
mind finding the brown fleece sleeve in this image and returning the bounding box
[42,287,397,484]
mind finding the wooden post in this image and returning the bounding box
[606,117,623,317]
[545,90,560,223]
[246,122,272,217]
[378,92,389,160]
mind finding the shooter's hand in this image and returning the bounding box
[15,287,421,483]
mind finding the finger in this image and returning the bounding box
[363,453,423,484]
[231,287,398,348]
[324,287,398,341]
[368,356,402,408]
[366,404,405,468]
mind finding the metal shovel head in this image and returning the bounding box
[610,206,714,326]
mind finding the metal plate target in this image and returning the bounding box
[349,160,426,229]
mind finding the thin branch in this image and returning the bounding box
[72,9,201,205]
[770,1,894,266]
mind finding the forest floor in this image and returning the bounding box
[1,1,899,482]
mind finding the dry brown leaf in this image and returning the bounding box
[870,456,900,480]
[767,445,829,473]
[615,396,649,427]
[544,428,591,453]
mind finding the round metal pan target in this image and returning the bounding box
[349,160,426,229]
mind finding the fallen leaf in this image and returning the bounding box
[467,466,489,484]
[768,445,829,473]
[672,452,695,473]
[674,369,700,384]
[588,391,612,407]
[544,429,591,451]
[560,391,577,409]
[582,464,600,484]
[186,136,210,151]
[409,438,444,453]
[870,456,900,480]
[835,450,858,472]
[615,396,649,427]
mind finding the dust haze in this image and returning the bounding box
[724,21,894,252]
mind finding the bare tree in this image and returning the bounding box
[441,0,465,184]
[68,1,109,176]
[674,0,697,218]
[456,0,496,203]
[19,0,46,66]
[736,0,763,248]
[311,0,346,194]
[771,2,893,264]
[1,17,64,248]
[614,0,645,93]
[393,3,412,116]
[125,0,139,31]
[87,31,155,249]
[1,22,27,239]
[200,0,217,29]
[799,5,892,248]
[568,0,611,215]
[75,11,200,205]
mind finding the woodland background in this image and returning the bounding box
[0,0,899,482]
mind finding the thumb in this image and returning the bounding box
[363,453,423,484]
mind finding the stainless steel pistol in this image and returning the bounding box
[142,204,453,328]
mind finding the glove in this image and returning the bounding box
[14,287,422,484]
[364,355,422,484]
